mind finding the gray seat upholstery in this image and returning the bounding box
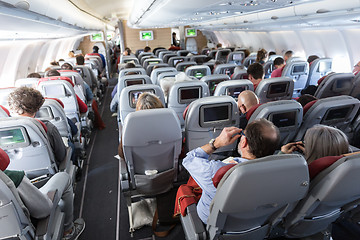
[168,56,186,67]
[294,95,360,141]
[181,154,309,240]
[150,67,177,84]
[155,48,166,56]
[248,100,303,145]
[156,71,178,86]
[281,60,309,97]
[189,55,207,64]
[138,52,154,61]
[119,67,146,78]
[264,60,274,79]
[176,61,197,72]
[168,81,210,128]
[226,51,244,65]
[284,153,360,238]
[14,78,40,88]
[119,108,182,233]
[0,87,15,109]
[243,55,256,68]
[208,50,218,59]
[213,63,237,76]
[185,65,211,79]
[117,74,152,97]
[315,73,354,99]
[177,50,190,56]
[74,65,98,91]
[146,63,169,76]
[349,72,360,101]
[0,170,65,240]
[119,56,140,65]
[142,58,163,69]
[184,96,239,153]
[201,74,230,96]
[158,51,172,60]
[163,53,178,63]
[214,80,254,100]
[307,58,333,86]
[215,49,231,63]
[255,77,294,103]
[231,69,248,80]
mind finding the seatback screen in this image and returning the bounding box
[129,89,155,108]
[292,65,306,74]
[35,107,53,119]
[226,86,247,99]
[44,85,66,97]
[200,103,231,127]
[267,83,289,97]
[125,79,144,87]
[271,111,297,128]
[148,61,160,65]
[192,69,206,79]
[221,68,234,76]
[233,53,243,61]
[0,128,28,149]
[179,87,201,104]
[208,79,226,95]
[323,106,352,123]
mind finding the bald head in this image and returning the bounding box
[237,90,259,114]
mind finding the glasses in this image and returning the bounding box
[240,131,246,137]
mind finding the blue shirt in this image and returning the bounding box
[182,147,248,223]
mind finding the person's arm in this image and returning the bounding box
[280,141,304,154]
[17,176,52,219]
[201,127,242,155]
[76,95,88,113]
[46,122,67,166]
[110,93,119,113]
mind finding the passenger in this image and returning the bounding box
[61,62,74,71]
[123,47,131,56]
[284,50,293,62]
[301,85,318,96]
[247,62,264,90]
[280,125,349,179]
[212,60,222,74]
[0,148,85,240]
[144,46,151,53]
[352,61,360,75]
[256,48,267,65]
[44,69,88,114]
[171,32,179,47]
[50,60,59,66]
[237,90,260,129]
[268,51,276,56]
[117,92,164,159]
[76,55,85,65]
[68,50,75,58]
[8,87,67,168]
[307,55,319,65]
[27,72,41,78]
[241,49,251,65]
[216,43,222,49]
[180,119,280,223]
[92,46,106,68]
[297,94,317,107]
[270,57,285,78]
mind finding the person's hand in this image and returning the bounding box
[281,142,298,154]
[214,127,242,149]
[295,141,305,154]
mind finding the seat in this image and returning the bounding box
[137,52,154,61]
[142,58,163,69]
[268,55,283,61]
[283,153,360,238]
[208,50,218,59]
[150,67,177,84]
[168,56,187,67]
[135,49,144,58]
[315,73,354,99]
[58,70,87,101]
[215,49,231,63]
[226,51,244,65]
[176,61,197,72]
[185,65,211,80]
[307,58,333,86]
[248,100,303,145]
[177,50,190,56]
[184,96,239,153]
[181,154,309,240]
[167,81,210,128]
[0,87,16,109]
[231,69,248,80]
[119,56,140,65]
[118,67,147,78]
[201,74,231,96]
[213,63,237,76]
[117,75,152,99]
[189,55,207,64]
[255,77,294,103]
[163,53,178,63]
[156,71,178,86]
[243,55,257,68]
[119,108,182,233]
[119,84,165,124]
[154,48,167,56]
[263,60,274,79]
[0,170,65,240]
[213,80,254,100]
[158,51,172,60]
[294,95,360,141]
[73,65,98,91]
[281,60,309,97]
[14,78,40,88]
[349,72,360,101]
[0,105,10,118]
[146,63,169,76]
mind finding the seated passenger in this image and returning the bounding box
[307,55,319,66]
[44,69,88,114]
[8,87,67,167]
[256,48,267,65]
[0,148,85,240]
[270,57,285,78]
[247,62,264,90]
[118,92,164,159]
[353,61,360,76]
[181,119,280,223]
[76,54,85,65]
[297,94,317,107]
[280,125,349,179]
[92,46,106,68]
[284,50,293,62]
[268,51,276,56]
[111,62,136,99]
[237,90,260,129]
[27,72,41,78]
[216,43,222,49]
[144,46,151,53]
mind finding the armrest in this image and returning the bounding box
[119,157,130,192]
[36,190,61,237]
[180,204,207,240]
[59,147,72,171]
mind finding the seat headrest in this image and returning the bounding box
[0,148,10,171]
[303,99,318,116]
[0,105,10,116]
[35,119,48,133]
[212,164,236,188]
[58,70,77,73]
[39,76,74,87]
[308,155,343,180]
[246,103,262,120]
[317,75,328,85]
[45,97,64,108]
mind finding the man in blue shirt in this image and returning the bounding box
[182,118,280,223]
[93,46,106,68]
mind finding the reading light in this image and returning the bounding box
[14,1,30,10]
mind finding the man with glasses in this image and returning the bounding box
[182,118,280,223]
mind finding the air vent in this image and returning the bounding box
[316,9,330,14]
[271,16,279,20]
[14,1,30,10]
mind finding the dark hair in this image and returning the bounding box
[76,55,85,65]
[125,48,131,55]
[45,69,60,77]
[247,63,264,80]
[273,57,284,66]
[256,48,267,63]
[243,49,250,58]
[61,63,73,70]
[297,94,318,107]
[245,118,280,158]
[301,85,318,96]
[216,43,222,48]
[144,46,151,52]
[307,55,319,64]
[268,51,276,56]
[93,46,99,53]
[27,72,41,78]
[124,62,136,69]
[8,87,44,115]
[50,60,59,66]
